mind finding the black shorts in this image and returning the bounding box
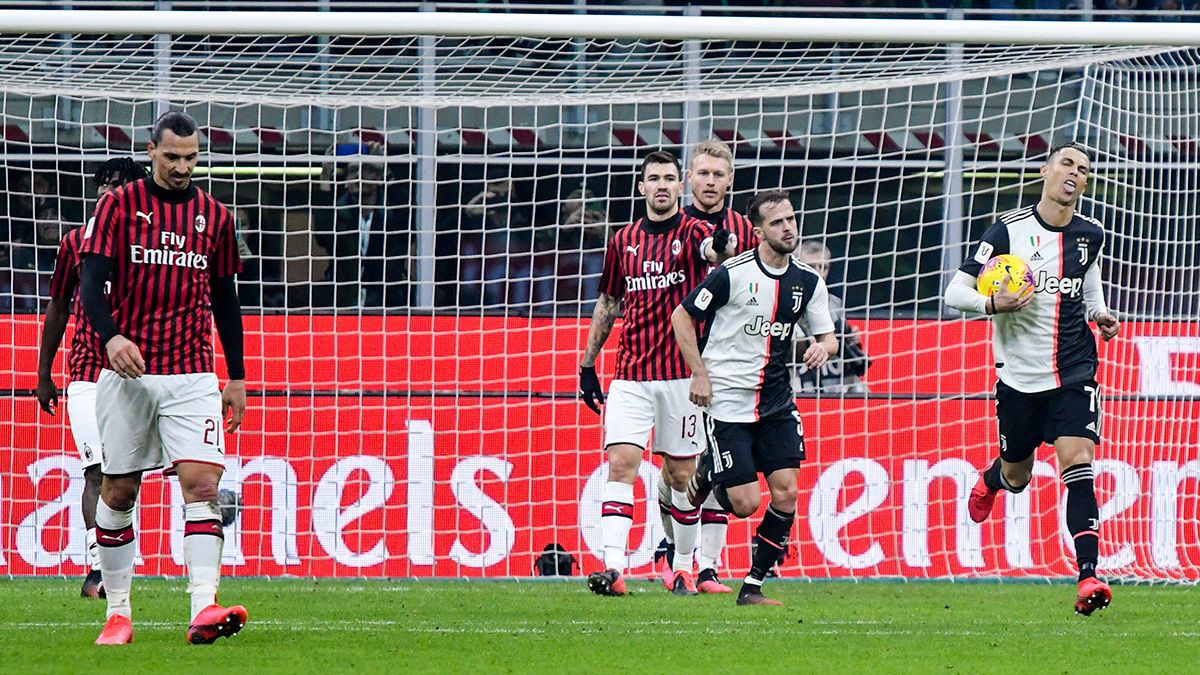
[704,409,806,489]
[995,379,1101,463]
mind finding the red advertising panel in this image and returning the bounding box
[4,395,1198,580]
[4,314,1199,396]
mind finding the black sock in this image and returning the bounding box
[982,457,1026,494]
[746,506,794,585]
[982,457,1004,492]
[1062,463,1100,581]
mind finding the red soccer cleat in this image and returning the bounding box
[587,569,627,597]
[697,569,733,594]
[669,570,698,596]
[95,614,133,645]
[968,474,1000,523]
[1074,577,1112,616]
[186,604,248,645]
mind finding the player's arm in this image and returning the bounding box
[675,267,731,407]
[35,297,70,415]
[943,221,1030,315]
[79,254,144,379]
[802,276,838,369]
[211,274,247,432]
[1083,254,1119,342]
[578,236,626,414]
[578,292,620,414]
[36,239,79,414]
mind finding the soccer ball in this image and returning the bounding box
[976,254,1034,297]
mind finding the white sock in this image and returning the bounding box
[670,489,700,573]
[184,501,224,622]
[600,481,634,572]
[95,499,135,619]
[85,527,101,571]
[657,474,674,545]
[698,493,729,573]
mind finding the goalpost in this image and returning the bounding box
[1,10,1197,582]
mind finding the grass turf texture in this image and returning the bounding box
[4,578,1198,673]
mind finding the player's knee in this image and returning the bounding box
[606,445,641,483]
[769,484,799,512]
[728,492,760,519]
[663,461,695,491]
[101,483,138,512]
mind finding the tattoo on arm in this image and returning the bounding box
[581,294,620,366]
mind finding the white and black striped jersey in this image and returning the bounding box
[959,205,1106,393]
[680,249,835,422]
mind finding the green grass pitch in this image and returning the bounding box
[5,578,1198,673]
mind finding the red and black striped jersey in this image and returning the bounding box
[598,211,712,381]
[684,203,757,256]
[48,225,105,383]
[80,177,241,376]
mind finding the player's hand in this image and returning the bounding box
[579,365,605,415]
[222,379,247,433]
[35,377,58,415]
[711,226,732,255]
[991,273,1034,314]
[802,342,831,370]
[689,370,712,408]
[1095,312,1120,342]
[105,335,145,379]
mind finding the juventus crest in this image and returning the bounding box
[791,285,804,313]
[1077,237,1089,265]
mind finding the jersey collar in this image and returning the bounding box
[146,175,198,204]
[639,210,682,235]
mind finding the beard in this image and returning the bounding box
[647,196,676,217]
[767,238,797,255]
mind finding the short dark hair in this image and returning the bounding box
[639,150,681,179]
[1047,141,1091,164]
[151,111,199,144]
[745,189,792,226]
[94,157,146,188]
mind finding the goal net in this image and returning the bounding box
[1,11,1197,582]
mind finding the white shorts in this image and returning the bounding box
[66,380,102,468]
[96,370,226,475]
[603,379,704,459]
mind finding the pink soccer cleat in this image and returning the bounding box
[968,474,999,524]
[186,604,248,645]
[1074,577,1112,616]
[95,614,133,645]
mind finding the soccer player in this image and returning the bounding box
[579,150,734,597]
[943,142,1119,616]
[79,111,248,645]
[672,188,836,606]
[36,157,147,600]
[654,139,756,594]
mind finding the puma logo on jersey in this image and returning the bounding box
[626,244,640,256]
[136,211,153,225]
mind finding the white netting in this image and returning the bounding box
[0,31,1173,106]
[2,18,1197,582]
